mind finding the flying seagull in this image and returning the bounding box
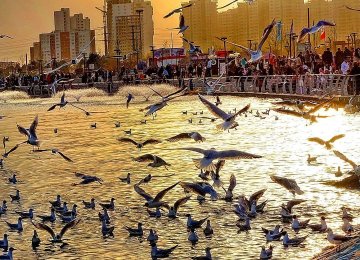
[166,132,206,142]
[297,20,336,42]
[216,19,276,62]
[32,148,73,162]
[0,35,13,39]
[164,3,192,18]
[32,219,81,243]
[174,14,189,34]
[198,94,250,131]
[270,175,304,195]
[118,138,161,151]
[176,147,262,171]
[134,181,179,208]
[17,115,40,148]
[217,0,239,10]
[133,154,171,169]
[333,150,360,175]
[182,37,202,55]
[48,93,90,115]
[308,134,345,150]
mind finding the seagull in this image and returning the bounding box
[32,218,81,243]
[8,174,17,184]
[124,129,132,135]
[262,225,285,241]
[99,198,115,210]
[0,247,15,260]
[147,229,158,243]
[216,19,276,62]
[333,150,360,175]
[175,14,189,34]
[181,182,218,200]
[345,5,360,11]
[147,208,161,218]
[182,37,202,55]
[101,219,114,237]
[38,208,56,222]
[125,223,143,236]
[342,218,354,234]
[0,35,13,39]
[82,198,95,209]
[5,217,23,231]
[134,182,179,208]
[342,207,354,221]
[203,220,213,236]
[327,228,353,244]
[198,94,250,131]
[115,122,121,128]
[0,234,8,251]
[54,202,68,214]
[98,208,110,223]
[119,173,131,184]
[291,215,310,231]
[307,154,317,164]
[118,138,161,151]
[280,199,306,222]
[33,148,73,162]
[177,147,262,171]
[308,134,345,150]
[188,228,199,243]
[192,247,212,260]
[167,196,191,218]
[166,132,206,143]
[16,115,40,148]
[223,173,236,202]
[74,172,103,185]
[297,20,336,42]
[164,3,192,18]
[16,208,34,219]
[126,93,134,108]
[47,93,68,111]
[217,0,238,10]
[140,87,187,118]
[309,216,327,232]
[186,214,208,229]
[210,160,225,188]
[133,154,171,169]
[32,230,41,249]
[260,245,274,260]
[270,175,304,195]
[10,190,20,201]
[237,217,251,231]
[49,195,61,208]
[282,232,307,246]
[151,243,178,259]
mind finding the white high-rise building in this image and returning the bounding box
[54,8,71,32]
[70,13,91,31]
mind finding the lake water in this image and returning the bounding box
[0,92,359,259]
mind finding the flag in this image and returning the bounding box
[320,29,326,40]
[276,21,283,41]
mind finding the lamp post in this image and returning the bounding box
[351,32,358,49]
[220,36,229,81]
[136,9,144,61]
[114,40,121,74]
[347,35,352,49]
[247,39,254,49]
[150,45,155,67]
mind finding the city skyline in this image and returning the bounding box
[0,0,231,62]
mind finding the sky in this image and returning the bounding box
[0,0,231,62]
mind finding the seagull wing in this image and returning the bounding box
[47,104,58,111]
[166,133,191,142]
[118,137,138,146]
[333,150,357,169]
[231,104,251,118]
[228,173,237,192]
[198,94,229,120]
[307,98,334,114]
[216,37,251,53]
[57,151,73,162]
[173,196,191,212]
[182,3,193,9]
[148,86,164,98]
[180,182,206,196]
[165,86,187,99]
[217,0,238,10]
[258,19,276,51]
[60,93,65,104]
[297,28,311,42]
[315,20,336,29]
[215,160,225,175]
[59,218,81,239]
[328,134,345,144]
[345,5,360,11]
[134,184,154,201]
[273,108,303,118]
[143,139,162,146]
[3,144,20,157]
[308,137,326,145]
[249,189,267,204]
[153,182,180,202]
[29,115,39,137]
[33,221,56,239]
[214,150,262,160]
[163,10,176,18]
[179,14,185,28]
[133,154,156,162]
[17,124,29,137]
[177,147,207,155]
[286,199,306,212]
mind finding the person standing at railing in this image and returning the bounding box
[341,57,351,75]
[350,62,360,95]
[335,48,344,70]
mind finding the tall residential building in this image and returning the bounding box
[54,8,71,32]
[182,0,218,53]
[37,8,96,64]
[107,0,154,57]
[30,42,41,62]
[70,13,91,31]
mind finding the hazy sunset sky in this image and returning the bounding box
[0,0,231,61]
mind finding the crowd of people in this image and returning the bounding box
[0,46,359,95]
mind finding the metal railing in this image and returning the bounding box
[202,74,360,97]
